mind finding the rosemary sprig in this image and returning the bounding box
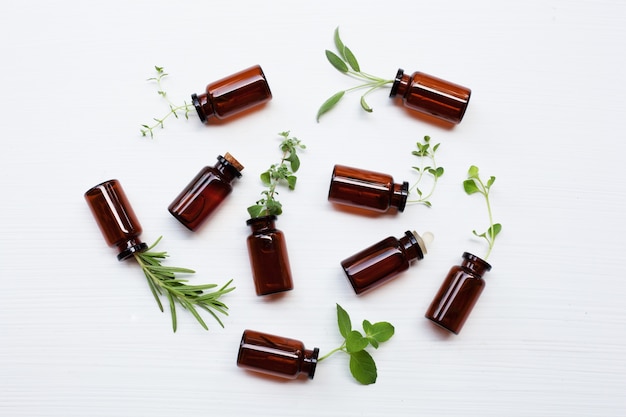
[317,27,394,121]
[140,66,194,138]
[247,131,306,218]
[133,236,235,332]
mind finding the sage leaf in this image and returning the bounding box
[344,46,360,72]
[325,50,348,73]
[316,91,345,122]
[333,27,346,60]
[360,96,373,113]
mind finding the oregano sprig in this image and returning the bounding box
[140,66,194,138]
[317,27,394,122]
[318,304,395,385]
[247,131,306,218]
[133,236,235,332]
[463,165,502,260]
[407,135,444,207]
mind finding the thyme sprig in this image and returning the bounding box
[133,236,235,332]
[463,166,502,260]
[247,131,306,218]
[408,135,444,207]
[140,66,194,138]
[317,27,394,122]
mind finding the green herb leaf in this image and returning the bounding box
[363,320,395,346]
[336,303,352,338]
[249,132,305,218]
[407,135,444,207]
[463,179,480,195]
[346,330,369,353]
[349,350,377,385]
[333,27,347,60]
[344,46,360,72]
[316,91,345,122]
[464,165,501,260]
[325,50,349,73]
[360,96,373,113]
[318,304,394,385]
[318,27,394,121]
[133,237,235,332]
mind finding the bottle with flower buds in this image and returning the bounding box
[84,179,147,261]
[237,329,319,380]
[340,230,432,295]
[168,153,244,231]
[192,65,272,123]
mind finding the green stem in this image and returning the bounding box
[317,343,346,362]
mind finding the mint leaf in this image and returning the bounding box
[349,350,377,385]
[345,330,368,353]
[363,320,394,348]
[336,303,351,338]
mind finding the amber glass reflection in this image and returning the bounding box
[237,329,319,380]
[425,252,492,334]
[328,164,409,213]
[84,179,147,261]
[340,231,426,295]
[192,65,272,123]
[168,153,243,231]
[246,215,294,296]
[390,68,471,124]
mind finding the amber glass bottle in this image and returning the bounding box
[340,230,430,295]
[246,215,294,296]
[425,252,492,334]
[237,329,319,380]
[168,153,244,231]
[84,179,147,261]
[328,164,409,213]
[191,65,272,124]
[389,68,471,124]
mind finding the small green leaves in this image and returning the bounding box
[133,236,235,332]
[463,165,502,260]
[318,303,395,385]
[408,135,444,207]
[140,66,194,138]
[247,131,306,218]
[317,27,394,122]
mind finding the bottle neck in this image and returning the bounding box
[391,181,409,212]
[214,155,242,182]
[302,347,320,379]
[460,252,492,276]
[191,92,213,123]
[117,239,148,261]
[399,231,425,261]
[246,215,277,232]
[389,68,410,98]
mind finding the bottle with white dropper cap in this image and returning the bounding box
[340,230,433,295]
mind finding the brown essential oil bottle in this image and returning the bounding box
[192,65,272,124]
[340,230,432,295]
[168,153,244,231]
[328,164,409,213]
[237,329,319,380]
[84,179,147,261]
[425,252,492,334]
[246,215,294,296]
[389,69,471,125]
